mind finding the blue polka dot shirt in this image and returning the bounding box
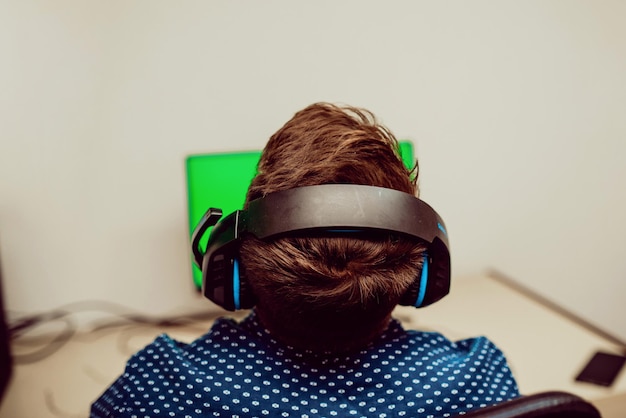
[91,312,519,417]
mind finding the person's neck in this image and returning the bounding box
[255,307,393,354]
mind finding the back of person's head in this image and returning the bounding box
[239,103,428,352]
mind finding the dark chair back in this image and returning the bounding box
[0,249,12,405]
[458,391,601,418]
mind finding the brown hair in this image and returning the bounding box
[239,103,427,352]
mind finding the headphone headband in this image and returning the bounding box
[243,184,448,245]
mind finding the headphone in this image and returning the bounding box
[192,184,450,311]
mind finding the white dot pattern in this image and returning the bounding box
[91,312,519,417]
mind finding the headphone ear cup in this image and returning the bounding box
[399,242,450,308]
[235,260,256,310]
[201,251,228,309]
[199,210,257,311]
[202,251,256,311]
[399,252,429,307]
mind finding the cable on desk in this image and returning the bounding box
[7,299,232,364]
[10,317,76,364]
[44,388,85,418]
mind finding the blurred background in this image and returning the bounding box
[1,1,625,343]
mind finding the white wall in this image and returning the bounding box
[1,1,625,340]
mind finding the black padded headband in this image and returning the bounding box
[243,184,449,244]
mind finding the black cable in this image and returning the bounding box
[9,299,220,335]
[11,317,77,364]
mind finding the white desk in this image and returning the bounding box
[1,275,624,417]
[396,274,626,402]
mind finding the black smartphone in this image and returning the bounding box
[575,351,626,387]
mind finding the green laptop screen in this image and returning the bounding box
[186,141,415,289]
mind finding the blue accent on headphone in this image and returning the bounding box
[437,222,447,237]
[415,253,429,308]
[233,259,241,310]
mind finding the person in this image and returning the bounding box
[91,103,519,418]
